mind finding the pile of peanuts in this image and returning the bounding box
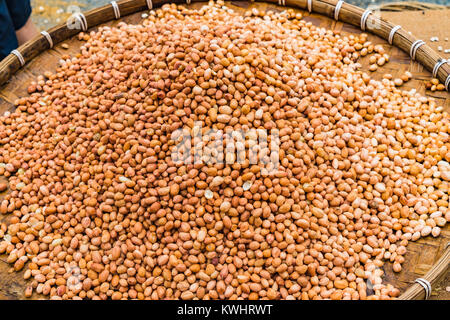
[0,2,449,300]
[424,78,447,92]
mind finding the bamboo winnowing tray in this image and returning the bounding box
[0,1,448,300]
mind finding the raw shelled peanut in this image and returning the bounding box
[401,71,412,83]
[0,182,7,192]
[0,2,449,301]
[369,64,378,72]
[390,71,413,87]
[393,79,403,87]
[424,78,446,92]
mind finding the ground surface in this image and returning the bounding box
[29,0,449,29]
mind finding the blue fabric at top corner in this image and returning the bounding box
[0,0,32,61]
[5,0,32,30]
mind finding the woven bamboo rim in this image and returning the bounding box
[0,0,449,90]
[399,244,449,300]
[0,0,448,300]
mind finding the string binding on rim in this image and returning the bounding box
[146,0,153,10]
[278,0,286,6]
[40,31,53,48]
[74,12,88,31]
[388,25,401,45]
[307,0,312,13]
[334,1,344,21]
[186,0,191,4]
[414,278,431,300]
[11,50,25,67]
[432,59,448,78]
[111,1,120,19]
[410,40,425,61]
[360,9,371,31]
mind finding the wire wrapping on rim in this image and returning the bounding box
[410,40,425,60]
[414,278,431,299]
[360,9,371,31]
[432,59,448,78]
[307,0,312,13]
[334,1,344,21]
[388,25,401,45]
[11,50,25,67]
[278,0,286,6]
[73,12,88,31]
[111,1,120,19]
[445,75,450,92]
[40,31,53,48]
[186,0,191,4]
[146,0,153,10]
